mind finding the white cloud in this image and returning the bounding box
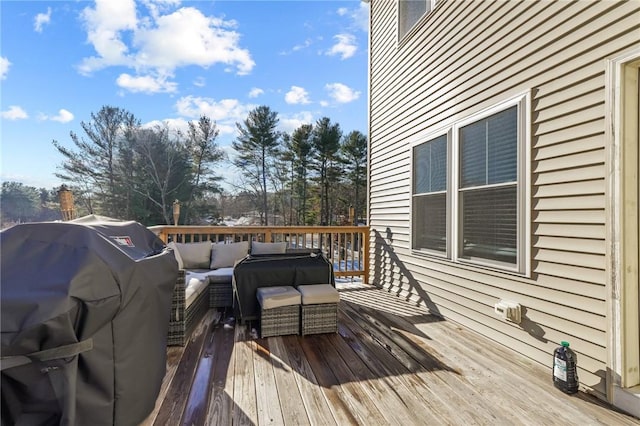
[337,4,369,33]
[293,39,313,52]
[325,83,360,103]
[279,111,314,133]
[78,1,255,93]
[116,73,178,93]
[135,7,254,74]
[78,0,137,73]
[193,76,206,87]
[175,95,256,134]
[352,4,370,33]
[248,87,264,98]
[285,86,311,105]
[53,109,74,123]
[327,34,357,60]
[140,0,182,20]
[34,7,52,33]
[142,117,190,138]
[38,108,74,123]
[0,57,10,80]
[280,38,319,56]
[1,106,28,120]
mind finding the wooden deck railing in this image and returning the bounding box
[148,225,370,283]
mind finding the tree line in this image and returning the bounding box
[0,182,62,227]
[1,105,367,227]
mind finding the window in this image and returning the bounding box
[398,0,435,39]
[458,106,518,265]
[412,134,448,254]
[411,95,530,274]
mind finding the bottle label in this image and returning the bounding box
[554,357,567,381]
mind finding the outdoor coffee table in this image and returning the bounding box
[232,251,335,324]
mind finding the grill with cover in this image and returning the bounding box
[0,215,178,426]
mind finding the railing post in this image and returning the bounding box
[363,227,370,284]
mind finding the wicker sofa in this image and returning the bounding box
[166,269,231,346]
[165,241,287,346]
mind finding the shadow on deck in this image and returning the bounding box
[142,285,640,425]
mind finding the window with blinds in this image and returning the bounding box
[412,134,447,254]
[410,96,528,274]
[459,106,518,265]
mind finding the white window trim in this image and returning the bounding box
[606,47,640,414]
[409,92,531,276]
[409,128,452,258]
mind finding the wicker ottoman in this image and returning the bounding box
[257,286,301,337]
[298,284,340,335]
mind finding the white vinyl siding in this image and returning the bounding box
[368,0,640,399]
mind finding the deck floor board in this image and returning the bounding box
[253,338,285,426]
[267,336,311,426]
[202,321,236,426]
[281,335,338,426]
[308,335,390,425]
[181,322,221,425]
[231,325,258,425]
[153,314,213,426]
[143,284,640,426]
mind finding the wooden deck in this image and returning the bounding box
[142,284,640,426]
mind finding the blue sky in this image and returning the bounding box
[0,0,369,191]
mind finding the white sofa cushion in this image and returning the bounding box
[172,241,212,269]
[297,284,340,305]
[204,267,234,283]
[257,286,301,310]
[251,241,287,255]
[185,271,210,307]
[210,241,249,269]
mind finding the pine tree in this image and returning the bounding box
[52,106,139,217]
[232,106,280,225]
[311,117,342,225]
[341,130,368,225]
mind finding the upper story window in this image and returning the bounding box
[398,0,436,39]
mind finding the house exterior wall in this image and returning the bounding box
[367,0,640,400]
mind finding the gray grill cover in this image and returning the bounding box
[1,215,178,426]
